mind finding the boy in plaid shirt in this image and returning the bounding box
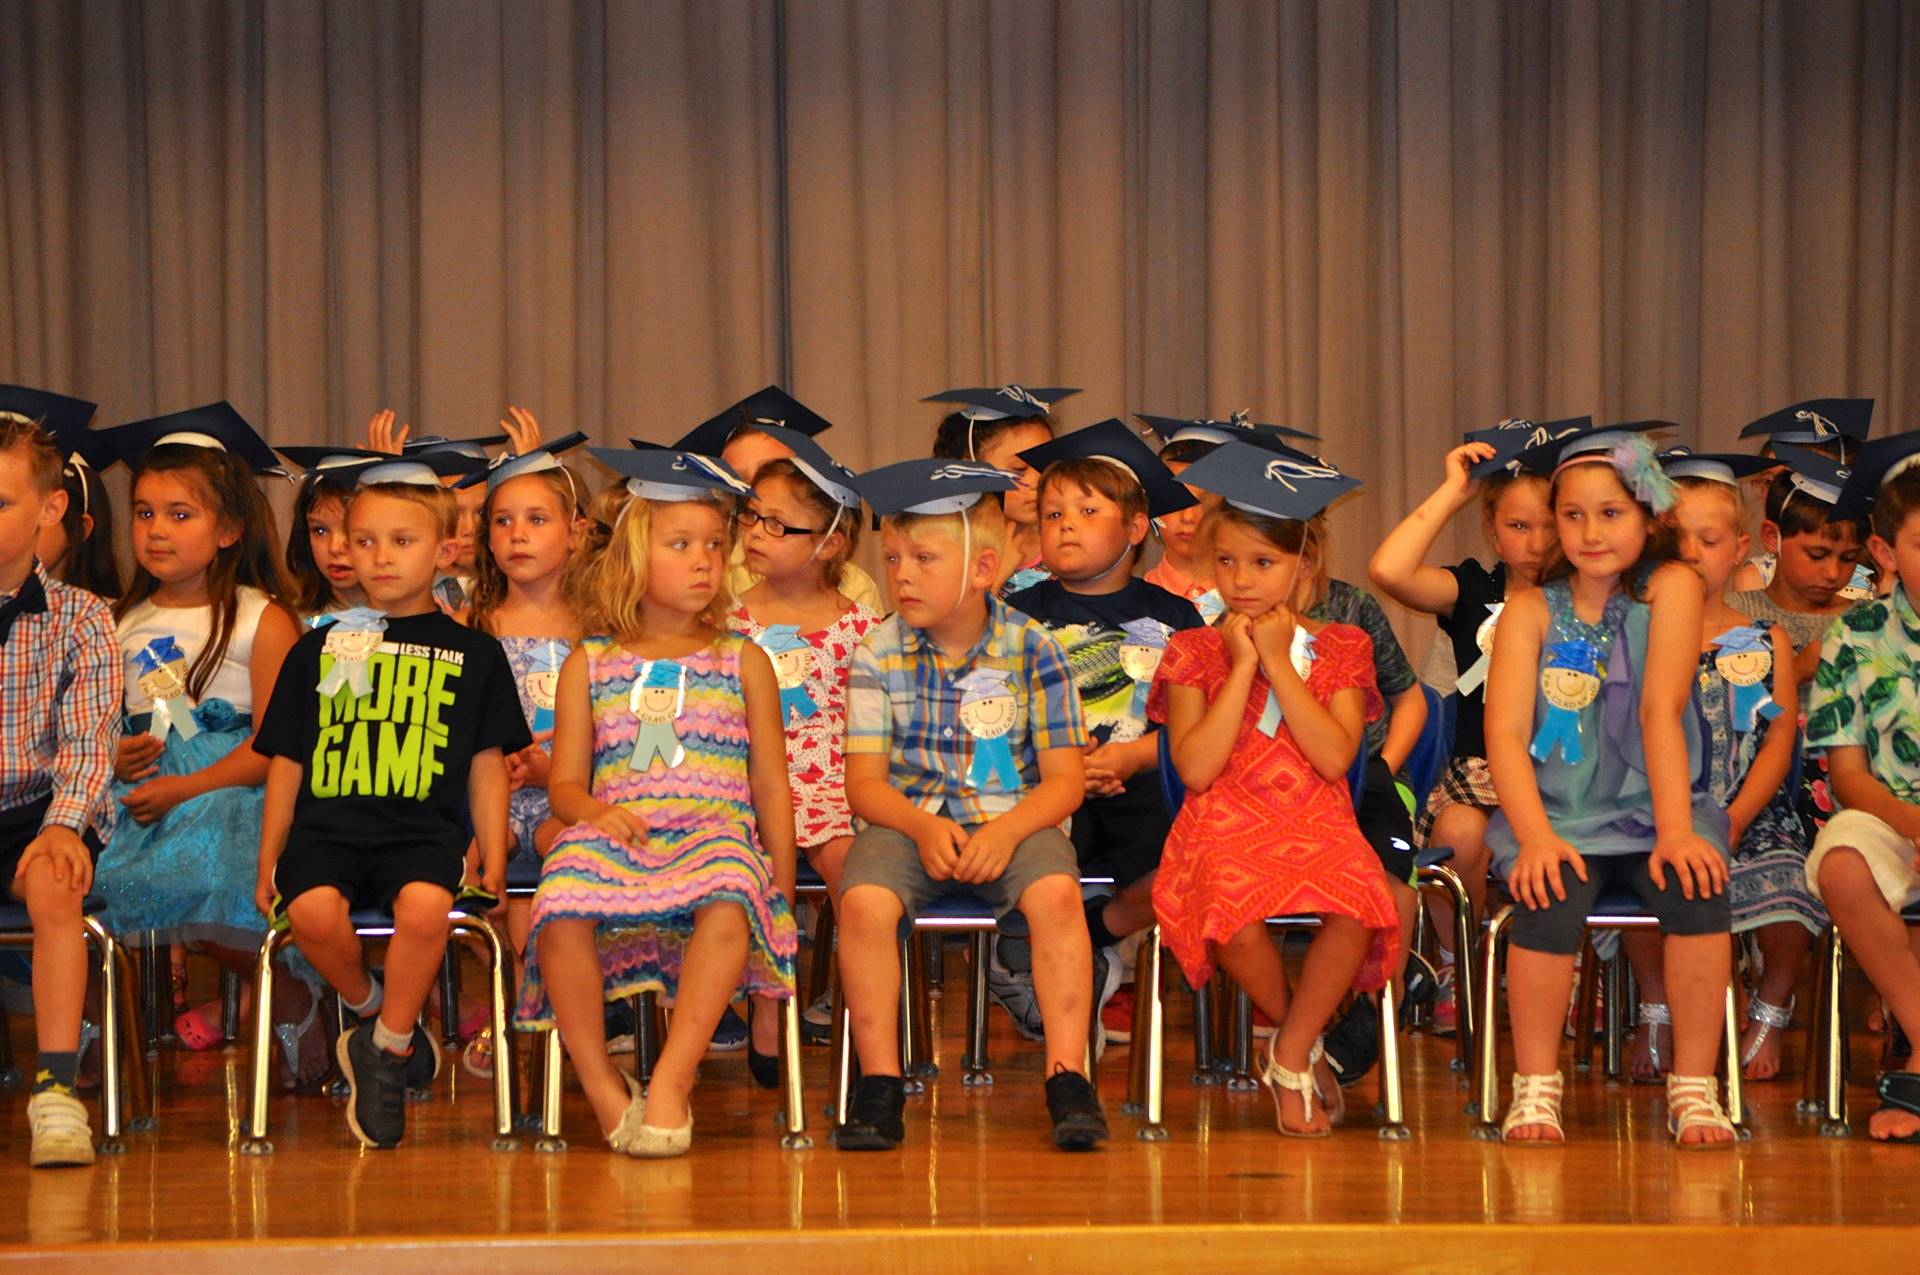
[833,460,1105,1153]
[0,415,121,1167]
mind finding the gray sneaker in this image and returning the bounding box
[987,934,1046,1042]
[337,1023,409,1149]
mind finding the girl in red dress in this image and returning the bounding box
[1149,442,1400,1137]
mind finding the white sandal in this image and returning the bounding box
[1740,996,1794,1076]
[1666,1074,1737,1149]
[1261,1036,1336,1137]
[1500,1071,1566,1145]
[1632,1001,1671,1084]
[604,1071,648,1154]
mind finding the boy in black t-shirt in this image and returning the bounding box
[1006,421,1205,1045]
[254,464,529,1150]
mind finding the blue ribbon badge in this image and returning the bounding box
[1117,618,1175,733]
[133,636,200,742]
[524,640,565,734]
[1454,601,1506,696]
[1255,628,1318,737]
[1712,625,1783,733]
[1194,590,1226,625]
[955,666,1023,793]
[752,624,820,724]
[629,659,688,772]
[1003,566,1051,595]
[316,607,389,699]
[1530,638,1604,764]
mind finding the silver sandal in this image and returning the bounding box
[1740,995,1794,1076]
[1632,1001,1671,1084]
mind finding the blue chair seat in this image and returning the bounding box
[1415,846,1455,869]
[796,861,828,893]
[505,856,543,893]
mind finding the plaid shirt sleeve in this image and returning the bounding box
[1022,627,1087,753]
[46,594,123,835]
[843,626,894,757]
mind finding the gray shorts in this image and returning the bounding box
[840,822,1077,920]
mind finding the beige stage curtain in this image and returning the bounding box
[3,0,1917,629]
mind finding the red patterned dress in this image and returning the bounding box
[1147,622,1401,991]
[729,602,881,848]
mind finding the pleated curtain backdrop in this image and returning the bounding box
[3,0,1917,622]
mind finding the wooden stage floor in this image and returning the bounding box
[4,952,1920,1273]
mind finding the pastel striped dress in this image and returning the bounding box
[513,634,797,1028]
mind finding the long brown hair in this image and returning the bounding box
[115,444,290,699]
[1537,463,1679,601]
[283,474,352,618]
[469,466,585,635]
[750,459,859,588]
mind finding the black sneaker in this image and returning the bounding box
[342,1005,440,1094]
[337,1023,409,1149]
[1044,1067,1109,1151]
[835,1074,906,1151]
[1322,996,1379,1089]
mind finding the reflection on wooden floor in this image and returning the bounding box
[4,945,1920,1272]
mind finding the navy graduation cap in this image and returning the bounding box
[1135,409,1320,450]
[1464,416,1592,480]
[674,386,833,457]
[1015,417,1198,518]
[1507,419,1675,476]
[1828,432,1920,523]
[853,459,1017,528]
[279,446,481,488]
[456,431,589,491]
[925,385,1079,422]
[1739,398,1873,454]
[1173,440,1360,521]
[1657,446,1777,487]
[101,401,285,476]
[587,446,751,503]
[0,384,111,470]
[405,433,507,462]
[745,425,862,510]
[1771,444,1852,509]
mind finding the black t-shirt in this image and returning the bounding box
[1004,576,1205,745]
[1440,560,1507,759]
[254,610,532,860]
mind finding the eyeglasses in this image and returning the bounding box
[735,508,822,539]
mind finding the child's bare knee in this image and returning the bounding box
[20,868,83,925]
[694,900,750,943]
[840,885,903,940]
[389,885,453,944]
[1016,875,1081,929]
[1816,847,1875,901]
[285,888,347,940]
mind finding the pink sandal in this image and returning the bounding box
[173,1000,223,1051]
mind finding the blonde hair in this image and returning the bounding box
[885,497,1008,563]
[348,482,457,541]
[1200,506,1328,604]
[572,483,736,638]
[1671,474,1747,528]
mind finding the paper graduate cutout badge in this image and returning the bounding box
[1116,618,1175,733]
[1530,638,1604,764]
[316,607,389,699]
[752,625,821,724]
[1255,628,1318,738]
[133,636,200,742]
[955,666,1023,793]
[1193,589,1226,625]
[1711,626,1783,733]
[1003,566,1051,595]
[1454,601,1506,696]
[524,640,565,734]
[629,659,688,772]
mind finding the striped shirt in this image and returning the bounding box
[0,564,122,837]
[845,594,1087,823]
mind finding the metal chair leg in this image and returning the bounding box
[634,991,666,1085]
[829,979,853,1127]
[534,1027,567,1152]
[1602,950,1627,1081]
[907,931,937,1079]
[112,940,154,1130]
[1189,974,1218,1084]
[1133,925,1168,1141]
[1798,925,1832,1116]
[1573,937,1600,1073]
[452,918,516,1148]
[1377,977,1409,1139]
[437,946,462,1047]
[140,933,164,1055]
[805,900,836,1008]
[778,992,812,1149]
[83,919,123,1149]
[220,966,242,1047]
[1420,864,1476,1076]
[239,930,287,1154]
[925,930,945,992]
[1819,926,1850,1136]
[962,931,993,1087]
[1472,906,1514,1137]
[1722,980,1748,1138]
[1226,982,1257,1091]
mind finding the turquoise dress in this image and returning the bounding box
[1486,578,1728,875]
